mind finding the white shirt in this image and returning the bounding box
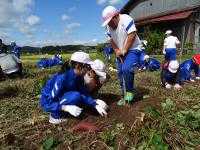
[164,35,180,49]
[106,14,141,54]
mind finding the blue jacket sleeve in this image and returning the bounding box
[41,74,64,112]
[50,76,64,100]
[193,64,200,77]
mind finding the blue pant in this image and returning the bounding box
[179,69,191,82]
[139,49,146,68]
[41,91,82,119]
[165,48,176,61]
[116,50,140,94]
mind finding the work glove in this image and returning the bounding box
[196,76,200,80]
[95,99,108,116]
[62,105,82,117]
[96,99,108,110]
[165,83,172,89]
[174,84,182,90]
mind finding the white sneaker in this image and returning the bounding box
[165,83,172,89]
[49,115,67,124]
[196,77,200,80]
[174,84,182,90]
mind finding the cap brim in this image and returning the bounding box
[95,70,106,78]
[86,60,93,65]
[102,17,112,27]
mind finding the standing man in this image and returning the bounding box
[10,42,21,59]
[102,6,142,105]
[163,30,180,61]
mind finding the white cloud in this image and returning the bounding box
[97,0,107,5]
[0,0,40,39]
[96,0,122,5]
[64,22,80,35]
[92,39,97,42]
[26,15,40,26]
[12,0,33,13]
[66,23,81,29]
[109,0,122,5]
[61,14,70,21]
[68,6,76,13]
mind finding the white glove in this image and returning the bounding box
[174,84,182,90]
[190,78,195,82]
[95,99,108,116]
[62,105,82,117]
[96,99,108,110]
[196,77,200,80]
[95,105,107,116]
[165,83,172,89]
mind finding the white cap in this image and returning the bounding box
[144,55,150,60]
[70,52,92,65]
[91,59,106,82]
[102,6,119,27]
[165,30,172,35]
[168,60,179,73]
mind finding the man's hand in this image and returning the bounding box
[115,49,122,57]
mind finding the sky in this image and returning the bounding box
[0,0,129,47]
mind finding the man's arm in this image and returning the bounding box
[110,39,121,58]
[123,31,136,55]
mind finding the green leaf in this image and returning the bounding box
[145,106,161,118]
[42,137,60,150]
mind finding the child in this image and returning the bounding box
[40,52,108,124]
[163,30,180,61]
[84,59,107,95]
[179,54,200,83]
[143,55,160,71]
[161,60,182,90]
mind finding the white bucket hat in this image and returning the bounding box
[102,6,119,27]
[70,52,92,65]
[165,30,172,35]
[168,60,179,73]
[91,59,106,82]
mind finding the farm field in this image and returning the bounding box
[0,53,200,150]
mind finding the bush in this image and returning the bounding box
[145,30,165,55]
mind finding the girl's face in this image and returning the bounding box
[74,63,91,76]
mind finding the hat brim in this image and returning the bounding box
[94,70,106,78]
[102,17,112,27]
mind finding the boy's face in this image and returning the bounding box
[108,14,119,30]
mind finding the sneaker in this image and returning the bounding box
[174,84,182,90]
[124,92,134,103]
[165,83,172,89]
[49,115,67,124]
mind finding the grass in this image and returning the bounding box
[0,53,199,149]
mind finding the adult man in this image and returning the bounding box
[102,6,142,105]
[163,30,180,61]
[0,39,8,54]
[10,42,21,59]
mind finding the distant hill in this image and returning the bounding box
[21,45,97,54]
